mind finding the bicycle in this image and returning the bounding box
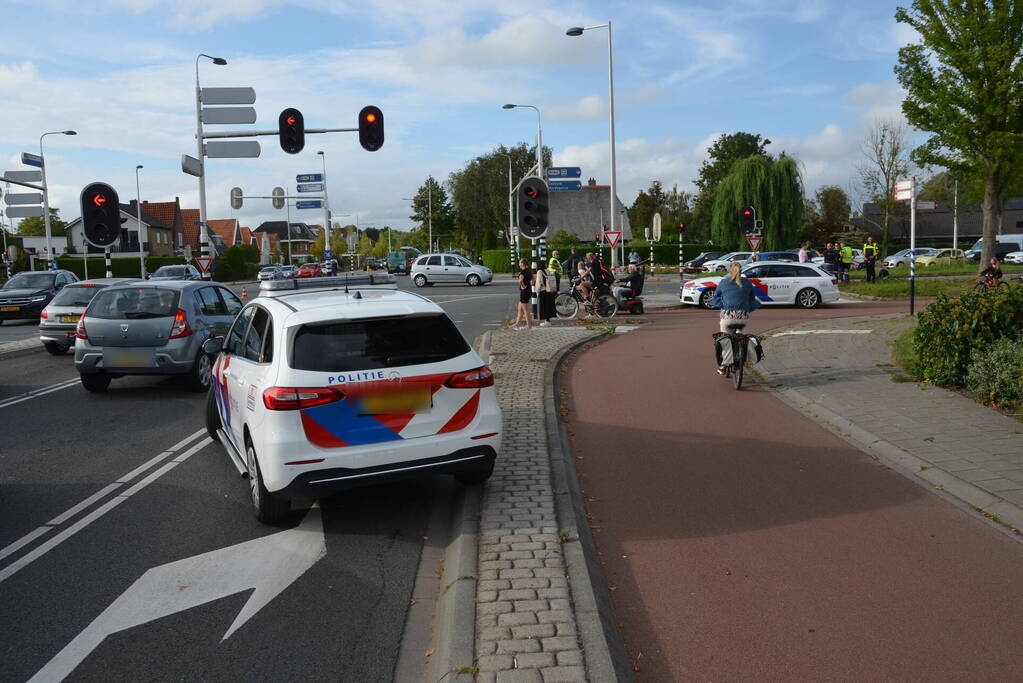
[974,274,1009,292]
[554,281,618,320]
[717,326,757,390]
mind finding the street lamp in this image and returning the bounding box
[195,53,226,279]
[566,22,619,266]
[497,152,517,265]
[135,164,145,278]
[501,104,543,179]
[39,130,77,271]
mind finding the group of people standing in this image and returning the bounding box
[798,237,880,283]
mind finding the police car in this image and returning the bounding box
[680,261,840,309]
[203,274,501,523]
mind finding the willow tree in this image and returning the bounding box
[711,155,804,251]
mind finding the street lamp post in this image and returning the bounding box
[39,130,76,271]
[567,22,618,267]
[501,104,545,282]
[135,165,145,278]
[498,152,517,269]
[195,53,227,280]
[317,151,333,274]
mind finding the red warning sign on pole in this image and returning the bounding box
[194,256,214,273]
[603,231,622,248]
[746,235,763,252]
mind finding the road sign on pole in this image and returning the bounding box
[894,179,913,201]
[548,180,582,192]
[21,152,43,168]
[200,87,257,105]
[205,141,261,158]
[603,231,622,248]
[545,167,582,179]
[296,183,324,193]
[201,107,257,125]
[653,213,662,242]
[5,206,44,218]
[296,173,322,183]
[194,256,214,273]
[181,155,202,178]
[916,200,937,210]
[4,193,43,205]
[746,235,763,251]
[295,200,322,210]
[4,170,43,183]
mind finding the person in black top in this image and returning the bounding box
[612,264,642,300]
[979,257,1003,285]
[563,248,583,281]
[822,242,840,275]
[512,258,533,330]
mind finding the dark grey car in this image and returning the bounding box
[74,281,242,392]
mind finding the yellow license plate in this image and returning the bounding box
[1,306,19,312]
[359,387,432,414]
[61,315,81,323]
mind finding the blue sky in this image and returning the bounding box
[1,0,916,234]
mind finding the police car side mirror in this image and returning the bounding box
[201,336,224,355]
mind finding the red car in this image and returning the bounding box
[297,263,322,278]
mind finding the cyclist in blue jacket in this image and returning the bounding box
[709,262,761,373]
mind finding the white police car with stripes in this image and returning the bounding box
[203,274,502,523]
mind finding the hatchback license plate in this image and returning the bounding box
[61,315,80,323]
[1,306,19,312]
[104,349,155,368]
[359,387,432,414]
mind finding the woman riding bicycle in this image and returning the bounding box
[979,257,1003,286]
[708,261,761,374]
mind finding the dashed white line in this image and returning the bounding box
[0,377,79,410]
[0,429,210,583]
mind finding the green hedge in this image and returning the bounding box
[914,285,1023,387]
[56,255,186,279]
[483,243,723,273]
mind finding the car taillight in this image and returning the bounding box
[168,308,192,339]
[75,318,88,340]
[40,309,48,319]
[263,387,343,411]
[446,365,495,389]
[831,278,838,285]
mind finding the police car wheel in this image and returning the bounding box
[796,288,821,309]
[246,438,291,524]
[699,289,716,309]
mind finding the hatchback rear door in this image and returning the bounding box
[84,286,180,347]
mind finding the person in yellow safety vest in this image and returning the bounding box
[548,250,563,292]
[839,242,854,282]
[862,236,879,283]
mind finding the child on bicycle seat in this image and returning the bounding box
[979,257,1003,283]
[709,261,761,373]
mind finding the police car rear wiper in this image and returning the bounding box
[384,352,449,364]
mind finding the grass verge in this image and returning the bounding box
[840,278,979,298]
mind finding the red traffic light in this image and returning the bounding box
[525,187,538,198]
[91,193,107,207]
[365,112,377,123]
[743,209,752,216]
[286,115,297,126]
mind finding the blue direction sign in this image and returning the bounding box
[21,152,43,168]
[324,250,333,259]
[546,167,581,179]
[296,173,322,183]
[295,200,322,210]
[296,183,324,193]
[549,180,582,192]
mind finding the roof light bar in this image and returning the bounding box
[259,273,398,293]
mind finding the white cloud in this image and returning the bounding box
[844,80,908,126]
[549,96,604,122]
[0,62,39,92]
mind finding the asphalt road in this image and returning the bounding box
[0,275,519,681]
[564,302,1023,681]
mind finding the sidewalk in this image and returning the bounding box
[756,314,1023,533]
[0,337,41,361]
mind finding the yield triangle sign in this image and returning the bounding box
[603,230,622,248]
[194,256,214,273]
[746,235,763,252]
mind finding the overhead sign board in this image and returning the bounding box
[546,167,582,179]
[21,152,43,168]
[296,173,322,183]
[6,206,45,218]
[4,193,43,205]
[746,235,763,251]
[603,230,622,248]
[295,200,322,210]
[201,87,256,105]
[548,180,582,192]
[296,183,324,193]
[201,106,257,125]
[4,170,43,183]
[205,141,261,159]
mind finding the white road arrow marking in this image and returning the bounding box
[30,507,325,682]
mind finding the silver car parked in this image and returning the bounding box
[38,278,140,355]
[410,253,493,287]
[74,281,242,392]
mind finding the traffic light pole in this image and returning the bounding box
[195,68,212,280]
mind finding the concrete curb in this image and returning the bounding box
[0,344,43,362]
[756,374,1023,541]
[546,334,636,682]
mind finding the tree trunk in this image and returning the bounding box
[980,165,1002,271]
[881,204,890,257]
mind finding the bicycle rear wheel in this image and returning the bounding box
[594,294,618,319]
[732,337,746,390]
[554,293,579,319]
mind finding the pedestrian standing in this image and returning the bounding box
[862,236,878,283]
[547,249,563,292]
[798,242,810,263]
[839,241,854,283]
[822,242,839,276]
[535,261,557,326]
[512,258,533,331]
[628,248,640,265]
[564,247,583,280]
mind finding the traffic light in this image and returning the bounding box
[278,108,305,154]
[678,222,685,232]
[739,206,756,234]
[517,177,549,239]
[359,105,384,151]
[80,182,121,248]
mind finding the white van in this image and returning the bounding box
[965,234,1023,261]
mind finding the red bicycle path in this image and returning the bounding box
[562,301,1023,681]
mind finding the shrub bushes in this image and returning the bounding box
[913,285,1023,387]
[966,337,1023,409]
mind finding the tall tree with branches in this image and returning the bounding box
[711,155,803,251]
[858,120,911,255]
[895,0,1023,269]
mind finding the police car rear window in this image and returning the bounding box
[291,314,470,371]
